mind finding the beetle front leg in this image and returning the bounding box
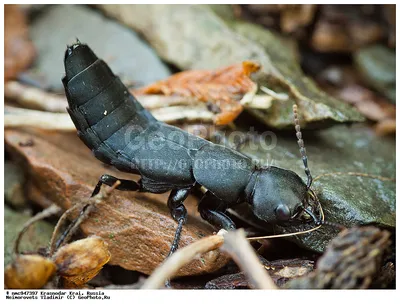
[91,174,142,197]
[198,191,236,231]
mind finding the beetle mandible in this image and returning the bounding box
[62,41,321,258]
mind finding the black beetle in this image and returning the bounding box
[62,41,321,257]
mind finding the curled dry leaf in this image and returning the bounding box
[5,129,229,276]
[134,61,260,125]
[4,5,36,81]
[5,255,56,289]
[286,226,391,289]
[53,236,111,288]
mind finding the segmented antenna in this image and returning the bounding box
[293,104,312,189]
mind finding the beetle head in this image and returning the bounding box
[244,104,321,225]
[245,167,319,224]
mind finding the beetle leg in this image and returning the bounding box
[91,174,142,197]
[165,188,191,288]
[167,188,191,256]
[198,191,236,231]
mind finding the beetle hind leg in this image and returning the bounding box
[198,191,236,231]
[91,174,142,197]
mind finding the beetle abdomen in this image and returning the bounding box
[62,43,157,172]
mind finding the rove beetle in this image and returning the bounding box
[62,41,322,259]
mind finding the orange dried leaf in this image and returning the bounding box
[5,255,56,289]
[134,61,260,125]
[53,236,111,288]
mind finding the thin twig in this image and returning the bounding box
[221,229,277,289]
[48,181,120,257]
[151,105,214,123]
[141,230,226,289]
[133,94,201,109]
[5,81,68,112]
[4,81,202,113]
[14,204,62,256]
[260,86,289,101]
[4,104,215,130]
[5,106,75,130]
[54,204,92,250]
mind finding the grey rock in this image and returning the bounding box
[227,123,395,252]
[355,44,396,104]
[29,5,170,91]
[97,4,364,129]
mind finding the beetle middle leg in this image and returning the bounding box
[164,188,191,288]
[91,174,142,197]
[166,188,191,256]
[198,191,236,231]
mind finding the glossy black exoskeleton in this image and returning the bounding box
[62,41,321,259]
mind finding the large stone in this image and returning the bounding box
[98,4,364,129]
[29,5,171,91]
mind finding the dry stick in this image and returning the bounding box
[141,231,226,289]
[48,181,120,257]
[134,94,201,109]
[5,81,68,112]
[5,80,269,125]
[4,105,215,129]
[151,105,214,123]
[54,204,92,251]
[221,229,277,289]
[13,204,62,256]
[4,81,201,112]
[5,106,75,130]
[5,80,211,115]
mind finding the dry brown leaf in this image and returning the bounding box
[53,236,111,288]
[310,6,385,53]
[5,129,229,276]
[280,5,316,34]
[336,85,395,122]
[134,61,260,125]
[4,5,36,81]
[5,255,56,289]
[375,119,396,136]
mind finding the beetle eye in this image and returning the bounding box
[275,204,291,221]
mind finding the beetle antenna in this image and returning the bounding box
[293,104,312,189]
